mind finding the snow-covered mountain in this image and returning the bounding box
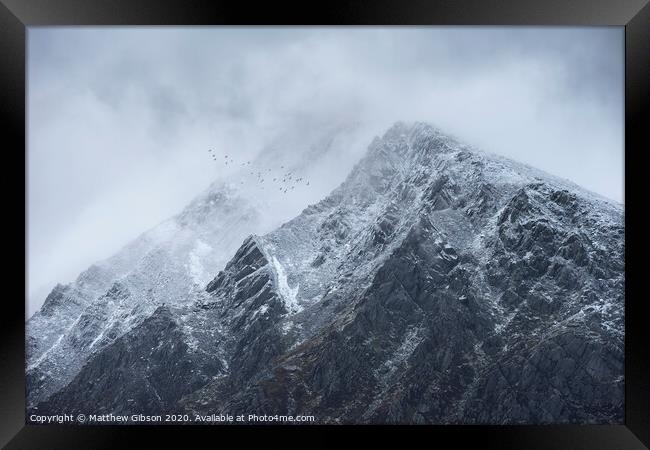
[26,121,364,407]
[30,122,624,424]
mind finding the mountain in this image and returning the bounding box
[30,122,624,424]
[26,121,364,408]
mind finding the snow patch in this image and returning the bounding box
[281,321,294,333]
[271,256,301,313]
[188,240,213,285]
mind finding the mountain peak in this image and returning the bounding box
[27,121,624,424]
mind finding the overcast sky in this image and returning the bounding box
[27,27,624,315]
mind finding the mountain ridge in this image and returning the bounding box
[29,121,624,424]
[26,122,364,407]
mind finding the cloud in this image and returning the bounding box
[27,26,623,315]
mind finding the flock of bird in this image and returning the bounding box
[207,149,310,194]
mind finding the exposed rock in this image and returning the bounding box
[30,122,624,425]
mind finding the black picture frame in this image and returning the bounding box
[1,1,647,448]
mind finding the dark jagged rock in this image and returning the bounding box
[33,307,202,418]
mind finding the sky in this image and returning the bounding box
[27,27,624,315]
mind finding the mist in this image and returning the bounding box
[27,26,624,315]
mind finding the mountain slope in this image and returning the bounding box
[31,122,624,424]
[26,188,259,407]
[26,122,364,407]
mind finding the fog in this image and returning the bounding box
[27,27,624,315]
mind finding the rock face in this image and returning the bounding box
[28,122,624,424]
[37,307,202,416]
